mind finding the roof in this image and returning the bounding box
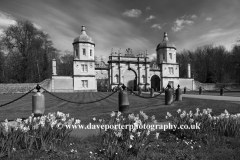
[73,26,95,44]
[156,32,176,51]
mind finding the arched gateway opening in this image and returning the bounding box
[123,68,137,91]
[151,75,160,91]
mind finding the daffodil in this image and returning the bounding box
[146,130,150,136]
[177,109,181,114]
[75,119,81,125]
[130,134,134,140]
[155,132,160,139]
[167,112,172,117]
[110,111,116,117]
[137,132,141,137]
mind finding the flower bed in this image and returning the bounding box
[0,111,80,158]
[1,109,240,159]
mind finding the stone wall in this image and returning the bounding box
[179,78,195,90]
[0,79,51,94]
[52,76,73,92]
[194,81,240,90]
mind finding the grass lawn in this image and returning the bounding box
[0,92,240,123]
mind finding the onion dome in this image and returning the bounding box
[156,32,176,51]
[73,26,95,45]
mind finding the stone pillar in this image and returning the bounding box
[119,66,121,84]
[118,56,121,84]
[52,59,57,75]
[119,85,129,113]
[32,84,45,117]
[187,63,191,78]
[138,66,141,89]
[111,64,113,89]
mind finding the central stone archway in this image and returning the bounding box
[151,75,160,91]
[108,50,151,91]
[123,68,137,91]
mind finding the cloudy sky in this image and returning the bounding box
[0,0,239,61]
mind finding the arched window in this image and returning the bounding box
[115,74,119,83]
[142,75,145,83]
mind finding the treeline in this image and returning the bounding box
[177,44,240,83]
[0,20,73,83]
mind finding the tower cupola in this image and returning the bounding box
[73,26,95,45]
[156,32,176,51]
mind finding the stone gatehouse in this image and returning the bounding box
[51,26,195,92]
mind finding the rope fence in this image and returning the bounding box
[41,87,119,105]
[1,83,239,110]
[0,88,35,108]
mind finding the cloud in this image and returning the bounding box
[206,17,212,21]
[145,15,155,22]
[148,53,156,61]
[151,24,162,30]
[0,11,16,28]
[33,22,43,30]
[122,9,142,18]
[181,14,197,19]
[199,29,226,39]
[172,19,194,32]
[191,15,197,19]
[146,6,151,11]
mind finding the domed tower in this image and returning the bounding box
[72,26,96,91]
[156,32,179,88]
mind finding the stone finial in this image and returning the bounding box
[36,84,41,92]
[163,32,169,42]
[81,26,86,35]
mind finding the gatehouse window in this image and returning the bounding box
[83,48,86,56]
[90,49,92,56]
[168,67,174,74]
[169,53,172,60]
[75,49,79,58]
[81,80,88,88]
[81,64,88,72]
[115,74,119,83]
[163,53,165,60]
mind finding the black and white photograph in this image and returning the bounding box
[0,0,240,159]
